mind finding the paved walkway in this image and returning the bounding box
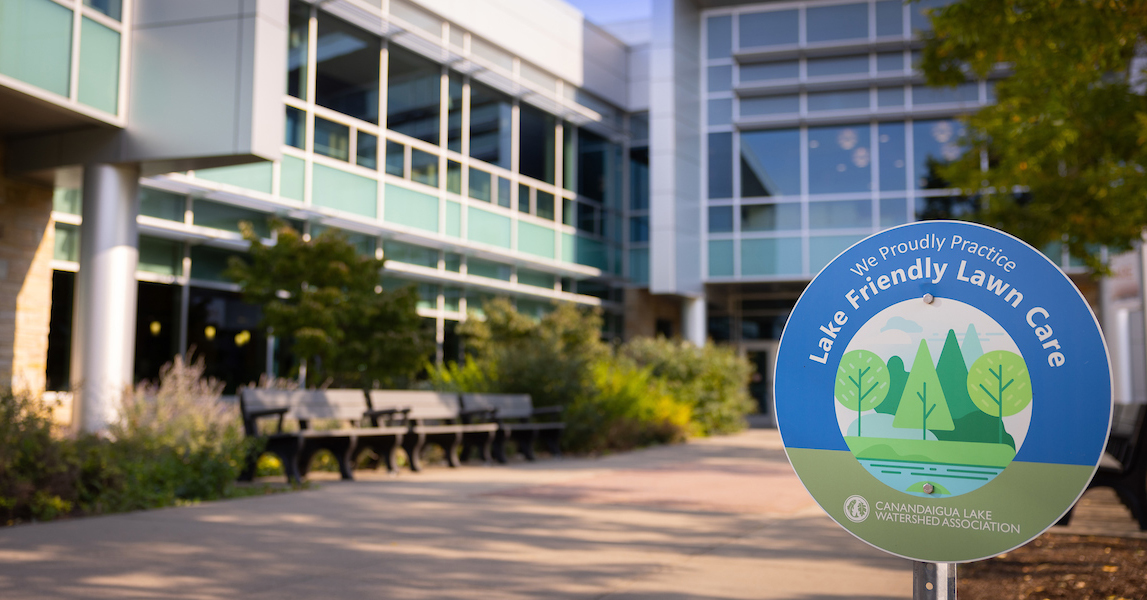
[5,427,1138,600]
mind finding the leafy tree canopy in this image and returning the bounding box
[225,221,432,388]
[920,0,1147,270]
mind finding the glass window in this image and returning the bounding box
[315,12,380,123]
[629,216,649,243]
[357,131,377,169]
[709,132,734,199]
[446,74,463,152]
[806,3,868,43]
[520,105,556,184]
[194,200,270,238]
[518,269,555,289]
[497,177,511,209]
[741,237,801,276]
[536,190,555,220]
[577,203,598,234]
[443,287,461,311]
[54,223,79,262]
[562,199,575,226]
[78,17,120,114]
[809,199,871,229]
[0,0,72,98]
[388,45,440,143]
[876,0,904,37]
[518,185,531,214]
[411,148,438,187]
[314,117,350,161]
[912,0,954,34]
[468,258,511,281]
[808,124,871,194]
[709,241,734,277]
[807,89,869,111]
[810,234,864,272]
[912,82,979,105]
[742,203,801,231]
[285,106,305,149]
[469,167,492,202]
[740,129,800,197]
[446,160,461,194]
[878,122,907,191]
[740,61,799,82]
[470,81,512,169]
[577,129,610,202]
[708,99,732,126]
[84,0,121,20]
[140,187,184,222]
[287,3,308,99]
[880,197,909,228]
[385,140,405,177]
[707,15,732,59]
[877,87,905,107]
[709,206,733,233]
[630,147,649,210]
[444,253,462,272]
[562,124,575,191]
[708,65,733,92]
[740,96,799,116]
[876,52,904,72]
[913,119,966,189]
[739,10,798,48]
[807,56,869,78]
[383,240,437,268]
[134,281,180,385]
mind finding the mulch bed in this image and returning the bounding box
[960,533,1147,600]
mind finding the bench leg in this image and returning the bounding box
[334,437,355,481]
[491,430,509,464]
[511,429,538,461]
[542,429,563,457]
[403,433,426,472]
[445,432,463,468]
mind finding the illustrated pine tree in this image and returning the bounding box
[834,349,890,437]
[967,350,1032,444]
[893,340,955,440]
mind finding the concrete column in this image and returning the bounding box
[682,295,706,346]
[72,163,140,434]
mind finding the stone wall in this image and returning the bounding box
[623,288,684,340]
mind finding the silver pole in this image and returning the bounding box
[913,561,956,600]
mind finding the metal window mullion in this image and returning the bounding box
[68,1,82,101]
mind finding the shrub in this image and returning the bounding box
[0,392,83,523]
[564,359,690,452]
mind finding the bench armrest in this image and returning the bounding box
[364,407,411,426]
[245,406,290,434]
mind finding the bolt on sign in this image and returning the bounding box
[775,221,1112,563]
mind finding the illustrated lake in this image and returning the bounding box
[846,436,1015,497]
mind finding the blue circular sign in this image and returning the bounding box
[775,221,1111,563]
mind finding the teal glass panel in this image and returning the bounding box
[0,0,72,97]
[138,236,181,276]
[194,199,270,238]
[383,240,437,268]
[561,232,575,263]
[443,287,461,311]
[741,237,801,276]
[381,276,413,292]
[84,0,121,21]
[190,245,244,282]
[195,162,273,194]
[628,248,649,285]
[468,258,511,281]
[385,183,438,232]
[445,200,461,237]
[518,269,554,289]
[139,187,184,222]
[467,207,511,248]
[78,17,120,113]
[53,223,79,262]
[708,240,734,277]
[565,235,607,270]
[313,163,377,217]
[444,253,461,272]
[417,283,438,310]
[517,221,555,259]
[809,199,872,229]
[52,187,81,215]
[280,155,305,201]
[810,234,864,273]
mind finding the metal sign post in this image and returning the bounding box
[774,221,1112,596]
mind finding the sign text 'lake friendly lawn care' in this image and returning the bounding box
[776,221,1112,563]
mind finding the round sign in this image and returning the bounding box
[775,221,1111,563]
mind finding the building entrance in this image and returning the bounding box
[741,340,778,425]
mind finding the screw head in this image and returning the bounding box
[923,293,934,304]
[923,483,935,494]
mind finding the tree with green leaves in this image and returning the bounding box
[225,221,432,389]
[894,340,954,440]
[835,350,890,437]
[919,0,1147,269]
[967,350,1032,444]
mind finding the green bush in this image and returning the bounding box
[564,359,690,452]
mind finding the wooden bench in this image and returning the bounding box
[238,389,408,483]
[1058,403,1147,530]
[367,391,498,472]
[461,394,565,463]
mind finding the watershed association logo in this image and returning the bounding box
[844,495,870,523]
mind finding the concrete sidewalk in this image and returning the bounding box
[0,429,912,600]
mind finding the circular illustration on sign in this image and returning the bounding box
[835,297,1032,498]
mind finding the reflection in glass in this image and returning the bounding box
[497,177,512,208]
[876,52,904,72]
[577,203,597,234]
[808,124,871,194]
[388,45,440,143]
[739,10,798,48]
[913,119,966,189]
[741,237,801,276]
[85,0,122,20]
[877,87,905,107]
[915,195,979,220]
[807,3,868,43]
[876,0,904,36]
[470,81,512,169]
[707,15,732,59]
[878,122,906,191]
[519,184,531,214]
[880,198,909,228]
[536,191,555,220]
[807,56,868,77]
[315,12,380,123]
[709,132,734,198]
[447,74,463,152]
[741,96,799,116]
[411,148,437,187]
[285,106,305,149]
[708,99,732,126]
[810,235,865,272]
[912,83,979,105]
[562,198,574,226]
[520,105,556,184]
[709,206,733,233]
[357,132,377,170]
[578,129,615,202]
[708,65,733,92]
[809,200,872,229]
[563,124,575,191]
[742,203,801,231]
[469,167,492,202]
[740,61,799,82]
[447,160,461,194]
[740,129,800,197]
[807,89,869,111]
[287,3,308,99]
[630,147,649,210]
[630,216,649,243]
[385,141,405,177]
[314,117,350,161]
